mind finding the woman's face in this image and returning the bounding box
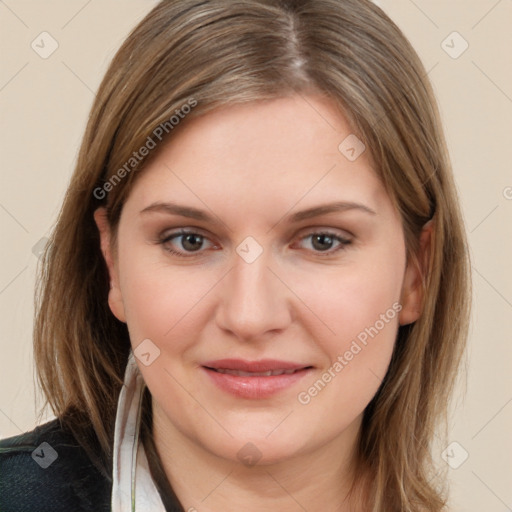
[96,94,423,466]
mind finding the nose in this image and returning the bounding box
[215,247,292,342]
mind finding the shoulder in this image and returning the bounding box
[0,418,111,512]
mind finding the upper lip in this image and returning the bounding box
[202,359,312,372]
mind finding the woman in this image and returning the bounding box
[0,0,471,510]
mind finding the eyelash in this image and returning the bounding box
[157,228,352,258]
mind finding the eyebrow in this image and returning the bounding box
[140,200,376,224]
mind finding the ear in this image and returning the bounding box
[93,207,127,323]
[399,219,434,326]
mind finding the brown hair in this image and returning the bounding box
[34,0,471,509]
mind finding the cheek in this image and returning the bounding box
[292,243,405,350]
[292,303,400,441]
[117,241,221,358]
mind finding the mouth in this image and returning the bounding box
[201,359,313,399]
[207,368,305,377]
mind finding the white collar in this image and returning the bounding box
[111,350,167,512]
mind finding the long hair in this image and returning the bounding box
[34,1,471,509]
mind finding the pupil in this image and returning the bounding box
[183,234,202,251]
[312,234,332,251]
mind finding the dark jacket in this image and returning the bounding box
[0,418,187,512]
[0,419,112,512]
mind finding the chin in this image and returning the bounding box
[197,426,310,467]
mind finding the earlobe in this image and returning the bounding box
[399,219,434,326]
[93,208,127,323]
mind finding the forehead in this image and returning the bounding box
[123,95,390,221]
[156,95,361,171]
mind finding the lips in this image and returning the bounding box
[202,358,310,373]
[201,359,313,399]
[212,368,299,377]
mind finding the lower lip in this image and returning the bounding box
[202,367,312,399]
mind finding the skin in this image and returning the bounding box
[95,94,431,511]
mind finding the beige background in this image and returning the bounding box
[1,1,511,510]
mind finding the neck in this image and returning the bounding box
[149,399,368,512]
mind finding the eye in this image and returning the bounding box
[295,230,352,255]
[159,229,216,257]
